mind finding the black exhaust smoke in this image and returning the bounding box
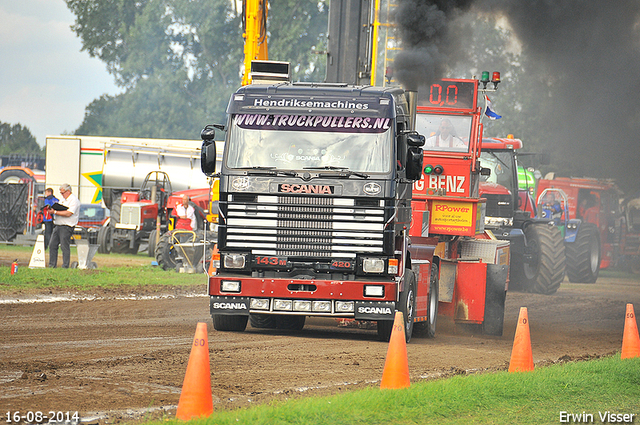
[394,0,640,191]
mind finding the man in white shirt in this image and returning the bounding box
[425,118,466,149]
[49,183,81,268]
[175,194,197,230]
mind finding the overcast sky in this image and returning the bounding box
[0,0,119,147]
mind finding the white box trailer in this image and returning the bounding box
[45,135,222,206]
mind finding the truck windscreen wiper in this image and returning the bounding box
[237,166,298,177]
[304,166,369,179]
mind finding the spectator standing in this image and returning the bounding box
[49,184,80,268]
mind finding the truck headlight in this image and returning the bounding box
[364,285,385,297]
[273,299,293,311]
[221,280,241,293]
[250,298,270,310]
[335,301,354,312]
[223,253,246,268]
[312,301,332,312]
[293,300,312,312]
[363,258,385,273]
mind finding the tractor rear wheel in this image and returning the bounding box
[515,223,565,295]
[566,223,601,283]
[155,230,182,271]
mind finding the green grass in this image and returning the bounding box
[0,243,206,291]
[0,265,205,291]
[151,355,640,425]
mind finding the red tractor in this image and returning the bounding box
[99,171,210,258]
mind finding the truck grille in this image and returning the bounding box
[223,194,387,258]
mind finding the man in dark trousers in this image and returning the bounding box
[48,183,80,268]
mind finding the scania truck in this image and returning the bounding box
[200,70,509,341]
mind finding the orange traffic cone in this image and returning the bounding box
[380,311,410,389]
[176,322,214,420]
[508,307,534,372]
[621,303,640,359]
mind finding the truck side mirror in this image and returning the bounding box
[480,167,491,176]
[201,125,217,142]
[406,147,424,181]
[201,125,221,177]
[201,142,216,176]
[407,132,425,147]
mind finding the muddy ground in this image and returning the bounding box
[1,248,639,423]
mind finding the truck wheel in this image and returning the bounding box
[516,223,565,295]
[213,315,248,332]
[155,230,182,271]
[276,315,306,330]
[376,320,393,342]
[415,263,438,338]
[97,226,111,254]
[378,268,416,342]
[249,314,277,329]
[566,223,601,283]
[147,229,158,257]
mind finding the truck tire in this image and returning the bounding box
[249,314,277,329]
[566,223,601,283]
[275,315,306,330]
[414,263,438,338]
[213,315,248,332]
[378,268,416,342]
[155,230,182,271]
[515,223,565,295]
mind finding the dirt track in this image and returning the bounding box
[1,269,639,424]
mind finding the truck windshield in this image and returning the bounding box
[225,114,393,173]
[479,150,516,191]
[415,114,472,152]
